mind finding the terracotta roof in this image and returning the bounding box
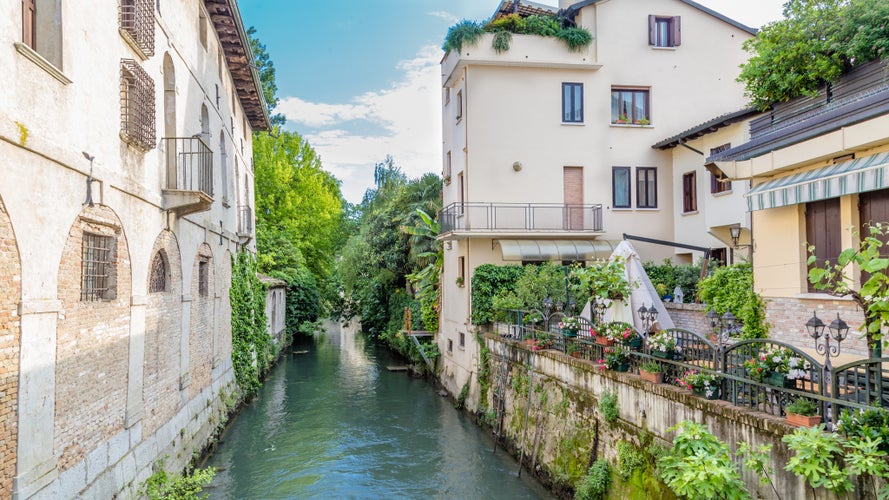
[204,0,270,131]
[652,109,758,150]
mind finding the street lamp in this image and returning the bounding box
[807,311,848,372]
[637,304,658,333]
[729,224,742,247]
[592,296,608,324]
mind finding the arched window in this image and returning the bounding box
[149,251,168,293]
[163,53,176,187]
[200,104,210,138]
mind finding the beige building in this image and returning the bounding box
[709,58,889,357]
[0,0,267,498]
[437,0,756,398]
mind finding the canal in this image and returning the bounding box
[205,321,552,499]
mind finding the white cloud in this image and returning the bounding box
[279,45,443,203]
[428,10,459,24]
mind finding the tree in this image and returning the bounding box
[247,26,285,126]
[738,0,889,111]
[808,223,889,357]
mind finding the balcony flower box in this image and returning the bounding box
[786,412,822,427]
[640,369,662,384]
[595,336,615,347]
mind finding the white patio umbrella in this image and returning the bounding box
[604,240,675,332]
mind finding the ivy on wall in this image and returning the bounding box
[230,252,269,399]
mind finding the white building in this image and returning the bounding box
[0,0,268,497]
[438,0,755,399]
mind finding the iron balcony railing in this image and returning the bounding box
[163,137,213,197]
[439,202,603,234]
[238,205,253,235]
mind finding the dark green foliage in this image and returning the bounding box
[599,390,618,424]
[230,252,269,399]
[738,0,889,110]
[246,26,285,126]
[838,407,889,453]
[269,266,320,339]
[556,27,593,52]
[643,259,701,303]
[523,14,561,36]
[442,20,485,53]
[140,459,215,500]
[617,441,648,480]
[574,460,611,500]
[455,382,470,410]
[470,264,524,324]
[697,263,768,339]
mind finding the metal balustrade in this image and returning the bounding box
[440,202,603,233]
[163,137,213,197]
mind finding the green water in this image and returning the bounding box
[205,322,552,499]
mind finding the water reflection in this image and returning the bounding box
[206,321,551,499]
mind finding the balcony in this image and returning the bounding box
[442,33,600,87]
[439,202,603,239]
[237,205,253,244]
[162,137,213,216]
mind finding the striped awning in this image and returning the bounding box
[745,152,889,211]
[494,239,618,262]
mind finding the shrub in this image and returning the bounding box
[575,459,611,500]
[141,460,215,500]
[470,264,524,324]
[658,421,750,499]
[556,26,593,51]
[697,263,768,339]
[643,259,701,303]
[783,425,853,494]
[617,441,647,480]
[599,390,618,424]
[442,20,485,54]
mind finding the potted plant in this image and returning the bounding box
[635,118,650,126]
[575,257,634,306]
[599,346,630,372]
[567,342,581,359]
[456,276,465,287]
[679,370,721,399]
[443,175,451,185]
[646,330,679,359]
[785,398,821,427]
[640,361,662,383]
[614,114,630,124]
[559,316,581,338]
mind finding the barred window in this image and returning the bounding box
[82,233,117,301]
[198,259,209,297]
[121,59,156,151]
[149,251,167,293]
[119,0,155,57]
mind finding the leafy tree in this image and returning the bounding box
[808,223,889,356]
[738,0,889,110]
[697,263,768,339]
[246,26,285,126]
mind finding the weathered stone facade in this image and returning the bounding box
[188,244,215,400]
[0,198,20,499]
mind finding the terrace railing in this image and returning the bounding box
[440,202,603,234]
[163,137,213,197]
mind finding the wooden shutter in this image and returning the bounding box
[860,190,889,282]
[648,15,656,45]
[806,198,841,292]
[671,16,681,46]
[564,167,584,229]
[23,0,36,48]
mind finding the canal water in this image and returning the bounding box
[205,321,552,499]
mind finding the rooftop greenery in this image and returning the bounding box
[443,14,593,55]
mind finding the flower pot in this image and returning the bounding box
[562,328,578,338]
[767,372,796,388]
[571,351,582,359]
[651,349,675,360]
[624,336,643,350]
[786,412,821,427]
[613,362,630,373]
[640,370,662,384]
[595,337,615,347]
[693,387,720,400]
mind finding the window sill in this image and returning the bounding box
[636,207,660,211]
[681,210,699,216]
[651,46,677,51]
[561,122,585,126]
[14,43,72,85]
[611,207,633,211]
[710,190,734,198]
[793,293,854,302]
[610,123,653,128]
[119,28,150,60]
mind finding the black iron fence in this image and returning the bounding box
[496,310,888,428]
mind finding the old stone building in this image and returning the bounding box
[0,0,268,498]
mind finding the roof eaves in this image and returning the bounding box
[652,108,758,150]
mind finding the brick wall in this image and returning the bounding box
[54,205,131,471]
[216,251,233,363]
[0,199,20,498]
[142,230,182,439]
[765,296,868,356]
[188,244,214,399]
[664,302,710,334]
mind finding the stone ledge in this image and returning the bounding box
[663,302,706,311]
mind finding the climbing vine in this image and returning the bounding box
[230,252,269,399]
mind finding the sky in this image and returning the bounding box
[238,0,787,204]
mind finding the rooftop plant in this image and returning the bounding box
[443,13,593,55]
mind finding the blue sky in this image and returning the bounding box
[239,0,785,203]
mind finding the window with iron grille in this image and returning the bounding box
[82,233,117,301]
[119,0,155,57]
[120,59,156,150]
[149,251,167,293]
[198,259,209,297]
